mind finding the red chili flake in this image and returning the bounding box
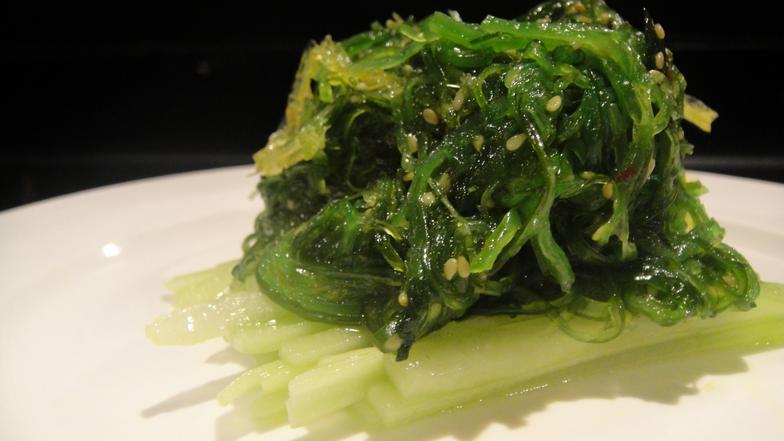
[614,166,637,182]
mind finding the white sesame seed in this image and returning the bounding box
[575,15,593,24]
[443,258,458,281]
[648,69,666,83]
[546,95,563,112]
[655,51,665,70]
[438,172,451,191]
[422,108,439,125]
[654,23,666,40]
[421,192,436,206]
[602,182,614,199]
[403,172,415,182]
[473,134,485,152]
[451,88,465,112]
[406,133,418,153]
[398,291,409,307]
[383,335,402,352]
[580,171,596,179]
[505,133,527,151]
[456,255,470,278]
[402,64,414,74]
[598,13,611,25]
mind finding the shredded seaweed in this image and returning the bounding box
[235,0,759,360]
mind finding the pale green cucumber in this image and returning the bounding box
[286,347,384,426]
[165,260,237,307]
[146,290,298,345]
[250,391,289,419]
[227,320,331,355]
[279,327,372,366]
[385,283,784,400]
[145,302,223,345]
[217,360,307,404]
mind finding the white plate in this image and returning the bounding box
[1,167,783,441]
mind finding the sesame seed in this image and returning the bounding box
[648,69,666,84]
[580,171,596,179]
[406,133,418,153]
[598,13,611,25]
[438,172,451,192]
[505,133,527,151]
[573,1,587,13]
[403,172,415,182]
[654,23,666,39]
[402,64,414,74]
[451,88,465,112]
[449,10,462,22]
[602,182,614,199]
[443,258,458,281]
[422,108,439,125]
[473,134,485,152]
[575,15,593,24]
[383,335,402,352]
[398,291,409,307]
[421,192,436,206]
[456,255,470,278]
[655,51,665,70]
[546,95,562,112]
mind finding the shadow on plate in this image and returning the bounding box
[140,347,258,418]
[143,344,762,441]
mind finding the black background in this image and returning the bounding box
[2,1,783,210]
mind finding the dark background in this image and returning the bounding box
[2,1,783,210]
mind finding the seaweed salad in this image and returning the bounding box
[232,0,760,361]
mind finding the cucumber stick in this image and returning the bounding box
[385,283,784,400]
[279,327,372,366]
[150,260,784,427]
[286,347,384,426]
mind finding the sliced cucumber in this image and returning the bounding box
[286,347,384,426]
[279,327,372,366]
